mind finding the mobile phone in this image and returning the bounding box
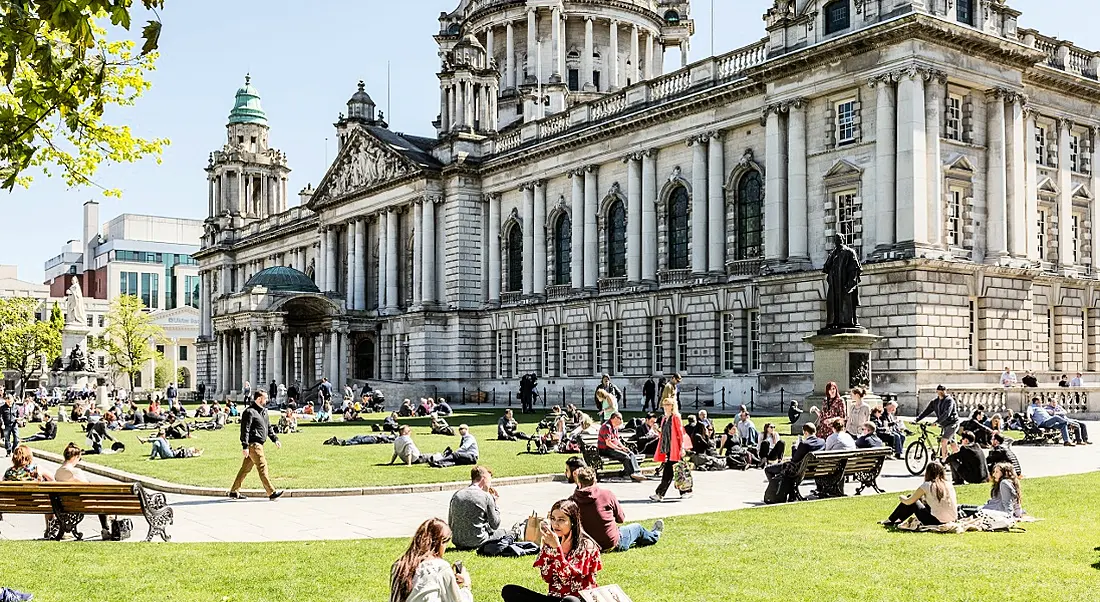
[453,560,464,574]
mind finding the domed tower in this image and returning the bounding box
[436,32,501,137]
[204,75,291,235]
[335,81,389,150]
[436,0,695,131]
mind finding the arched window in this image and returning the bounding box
[736,171,764,260]
[664,10,680,25]
[506,224,523,292]
[607,200,627,278]
[824,0,850,35]
[355,339,376,380]
[447,23,461,35]
[178,367,191,389]
[554,214,572,285]
[668,186,690,270]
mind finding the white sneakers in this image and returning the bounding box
[649,494,664,502]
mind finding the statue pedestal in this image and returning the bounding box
[61,323,92,367]
[49,370,100,390]
[803,331,883,397]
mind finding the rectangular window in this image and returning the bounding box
[155,344,164,355]
[676,316,688,374]
[1037,210,1046,259]
[178,346,188,361]
[947,188,963,247]
[185,275,200,309]
[721,313,736,372]
[824,0,850,34]
[1047,311,1054,370]
[968,299,977,369]
[141,273,152,307]
[1072,214,1080,264]
[593,323,603,375]
[567,69,580,92]
[559,325,568,377]
[120,271,139,297]
[541,327,551,377]
[957,0,974,26]
[653,318,664,374]
[747,310,761,373]
[1036,127,1046,166]
[98,315,105,327]
[511,330,519,379]
[150,273,159,309]
[836,190,859,254]
[945,96,962,141]
[835,99,857,145]
[86,314,94,327]
[593,70,601,91]
[1071,135,1080,172]
[495,331,506,378]
[613,321,624,376]
[98,356,105,369]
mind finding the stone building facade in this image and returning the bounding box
[195,0,1100,409]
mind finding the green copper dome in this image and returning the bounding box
[228,74,268,126]
[244,266,319,293]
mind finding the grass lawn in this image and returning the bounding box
[0,472,1097,601]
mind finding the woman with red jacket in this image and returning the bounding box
[810,381,847,438]
[650,374,692,502]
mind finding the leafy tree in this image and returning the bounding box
[1,0,168,194]
[48,301,64,363]
[95,294,163,393]
[153,350,171,388]
[0,297,62,395]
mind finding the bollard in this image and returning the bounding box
[721,386,726,410]
[750,387,755,413]
[492,387,497,405]
[694,387,699,410]
[779,388,785,413]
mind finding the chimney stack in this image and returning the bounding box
[83,200,99,274]
[298,184,314,207]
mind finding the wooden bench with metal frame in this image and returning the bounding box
[790,447,893,500]
[0,482,173,542]
[578,432,642,481]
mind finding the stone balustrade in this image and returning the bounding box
[1021,29,1100,80]
[914,385,1100,419]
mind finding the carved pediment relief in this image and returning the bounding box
[1037,177,1059,196]
[945,154,976,173]
[311,129,419,206]
[1073,184,1093,201]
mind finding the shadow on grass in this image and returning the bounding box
[297,408,515,431]
[1093,546,1100,570]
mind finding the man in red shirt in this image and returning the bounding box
[597,412,644,481]
[570,467,663,551]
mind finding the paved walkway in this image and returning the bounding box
[2,428,1098,543]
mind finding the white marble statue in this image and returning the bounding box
[65,275,87,326]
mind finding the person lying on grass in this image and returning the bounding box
[881,462,957,527]
[139,429,204,460]
[323,433,394,446]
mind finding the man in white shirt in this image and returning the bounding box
[1070,372,1084,387]
[1000,367,1017,387]
[389,425,426,465]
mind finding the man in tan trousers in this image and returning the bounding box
[229,391,284,500]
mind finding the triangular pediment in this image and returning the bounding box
[150,306,200,330]
[823,158,863,180]
[945,154,976,173]
[1073,184,1093,200]
[309,128,423,207]
[1037,177,1059,196]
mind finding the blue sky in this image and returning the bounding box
[1,0,1093,281]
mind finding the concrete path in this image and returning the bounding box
[1,427,1097,543]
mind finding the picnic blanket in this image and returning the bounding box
[896,513,1038,533]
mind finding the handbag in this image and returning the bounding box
[522,511,543,543]
[110,518,133,541]
[580,585,634,602]
[673,459,693,492]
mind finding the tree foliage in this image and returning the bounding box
[0,297,62,394]
[0,0,168,195]
[95,294,163,392]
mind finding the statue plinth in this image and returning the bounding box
[803,331,883,398]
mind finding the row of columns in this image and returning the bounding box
[762,99,809,263]
[440,80,499,133]
[210,170,289,217]
[214,327,349,395]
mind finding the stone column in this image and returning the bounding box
[1058,118,1075,268]
[609,20,619,90]
[455,81,466,130]
[248,328,258,392]
[707,132,726,273]
[896,70,929,247]
[354,218,367,310]
[626,153,642,282]
[505,22,515,90]
[329,330,340,385]
[522,184,535,295]
[680,40,689,67]
[533,181,547,296]
[787,100,809,262]
[339,329,349,386]
[583,17,595,91]
[439,87,449,133]
[423,196,438,306]
[326,227,338,292]
[207,177,214,217]
[377,214,387,310]
[551,7,561,80]
[641,149,658,282]
[273,328,284,387]
[412,202,423,305]
[570,171,585,289]
[1025,111,1040,262]
[488,194,501,303]
[690,136,708,274]
[217,333,227,395]
[1092,128,1100,273]
[527,8,537,84]
[1008,95,1028,258]
[345,224,355,307]
[386,209,399,309]
[318,227,328,292]
[583,165,599,288]
[631,25,640,84]
[199,272,210,337]
[559,16,567,86]
[873,76,897,251]
[763,106,787,261]
[486,26,494,64]
[644,32,654,80]
[986,90,1009,260]
[926,73,945,249]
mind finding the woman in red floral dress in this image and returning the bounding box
[810,381,847,438]
[501,499,602,602]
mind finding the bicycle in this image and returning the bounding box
[904,422,943,476]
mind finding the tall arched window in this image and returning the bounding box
[607,200,627,278]
[554,214,572,285]
[824,0,850,35]
[668,186,690,270]
[506,224,523,292]
[736,171,764,260]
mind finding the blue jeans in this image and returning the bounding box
[1065,418,1089,443]
[616,523,659,551]
[601,448,640,478]
[1039,416,1072,443]
[149,438,174,460]
[4,424,19,454]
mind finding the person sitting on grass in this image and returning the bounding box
[564,456,587,485]
[435,398,453,416]
[881,462,957,527]
[389,425,428,465]
[398,399,417,418]
[53,442,112,540]
[824,418,855,450]
[736,411,759,447]
[84,419,119,455]
[448,466,507,555]
[140,429,204,459]
[316,399,332,423]
[21,413,56,442]
[431,413,454,436]
[429,425,479,468]
[563,404,581,428]
[277,408,298,434]
[758,422,785,465]
[962,409,995,447]
[571,467,663,553]
[195,400,212,418]
[227,401,239,418]
[945,430,989,485]
[986,433,1022,477]
[343,402,361,423]
[597,413,645,482]
[169,398,187,419]
[979,462,1024,519]
[163,414,192,440]
[497,408,525,441]
[501,499,602,602]
[716,423,738,456]
[855,421,884,449]
[417,398,436,417]
[389,518,472,602]
[376,411,400,434]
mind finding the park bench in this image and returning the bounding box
[1012,413,1064,445]
[789,447,893,500]
[578,432,642,481]
[0,482,173,542]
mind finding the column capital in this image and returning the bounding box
[484,192,501,203]
[583,163,599,174]
[532,179,545,189]
[783,97,807,111]
[518,182,532,192]
[621,151,644,163]
[760,102,786,126]
[1057,117,1076,132]
[642,148,658,159]
[584,15,594,23]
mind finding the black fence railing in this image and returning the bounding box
[459,385,797,415]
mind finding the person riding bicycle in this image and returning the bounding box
[915,385,960,461]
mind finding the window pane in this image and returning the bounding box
[555,214,572,285]
[825,1,850,34]
[737,171,764,260]
[607,200,627,278]
[668,187,690,270]
[507,226,523,292]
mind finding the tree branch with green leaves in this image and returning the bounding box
[93,294,164,393]
[0,297,62,395]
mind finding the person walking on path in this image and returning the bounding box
[650,374,692,502]
[229,391,284,500]
[642,376,657,413]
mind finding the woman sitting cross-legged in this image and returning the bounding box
[501,499,603,602]
[881,462,958,527]
[389,518,471,602]
[757,423,785,466]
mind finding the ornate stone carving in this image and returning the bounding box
[323,134,414,201]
